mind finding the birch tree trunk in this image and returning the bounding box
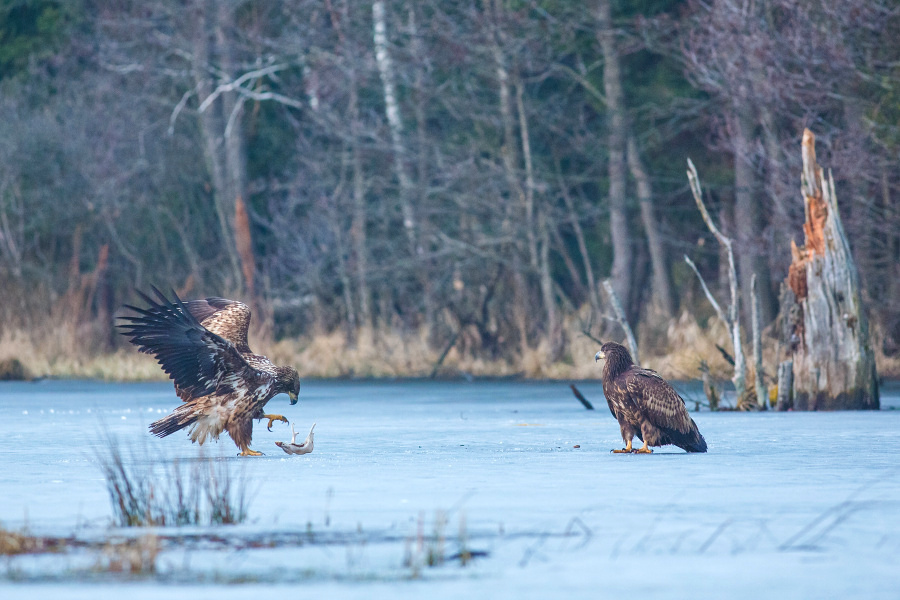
[192,0,245,292]
[597,0,632,316]
[372,0,433,331]
[349,76,372,332]
[731,109,775,326]
[627,135,673,317]
[783,129,878,410]
[517,79,559,356]
[329,0,372,333]
[485,0,530,352]
[373,1,416,253]
[557,165,602,317]
[539,209,561,359]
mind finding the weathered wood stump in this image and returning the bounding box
[780,130,878,410]
[775,360,793,411]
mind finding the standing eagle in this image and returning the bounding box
[119,288,300,456]
[595,342,706,453]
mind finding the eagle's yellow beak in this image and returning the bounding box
[289,390,298,405]
[594,350,605,362]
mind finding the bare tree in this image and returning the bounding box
[685,159,748,404]
[191,0,248,293]
[627,135,673,317]
[596,0,632,316]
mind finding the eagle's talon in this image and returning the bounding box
[238,447,264,457]
[263,414,289,431]
[612,440,633,453]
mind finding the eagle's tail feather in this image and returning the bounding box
[149,405,198,439]
[672,418,707,453]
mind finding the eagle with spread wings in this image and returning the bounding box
[119,288,300,456]
[595,342,707,453]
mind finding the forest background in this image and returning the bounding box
[1,0,898,382]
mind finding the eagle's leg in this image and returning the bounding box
[238,443,264,457]
[262,414,289,431]
[633,439,653,454]
[612,439,633,453]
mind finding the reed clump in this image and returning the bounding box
[96,434,250,528]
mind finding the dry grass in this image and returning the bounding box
[0,524,71,556]
[872,322,900,379]
[94,534,160,575]
[0,325,166,382]
[3,300,898,382]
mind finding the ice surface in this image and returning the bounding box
[1,379,899,599]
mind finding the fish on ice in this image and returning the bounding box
[275,422,315,455]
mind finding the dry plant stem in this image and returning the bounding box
[686,158,747,400]
[602,279,639,365]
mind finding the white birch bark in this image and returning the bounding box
[372,0,417,254]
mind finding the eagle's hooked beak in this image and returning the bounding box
[594,350,605,362]
[289,390,299,405]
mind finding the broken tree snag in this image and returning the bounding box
[783,129,878,410]
[751,274,767,410]
[775,360,793,411]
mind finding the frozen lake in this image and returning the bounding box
[1,379,899,599]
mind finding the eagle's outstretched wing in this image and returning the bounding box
[118,287,270,399]
[185,297,252,353]
[626,368,707,452]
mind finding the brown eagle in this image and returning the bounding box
[595,342,707,453]
[118,288,300,456]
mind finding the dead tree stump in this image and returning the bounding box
[775,360,793,411]
[781,130,878,410]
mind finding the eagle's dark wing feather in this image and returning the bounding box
[605,393,617,419]
[184,297,252,353]
[625,368,691,433]
[118,287,269,398]
[626,368,707,452]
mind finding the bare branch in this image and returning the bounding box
[684,254,728,326]
[197,63,295,113]
[168,83,200,136]
[687,157,728,247]
[602,279,639,365]
[685,159,746,399]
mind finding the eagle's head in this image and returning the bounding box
[277,366,301,405]
[594,342,634,379]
